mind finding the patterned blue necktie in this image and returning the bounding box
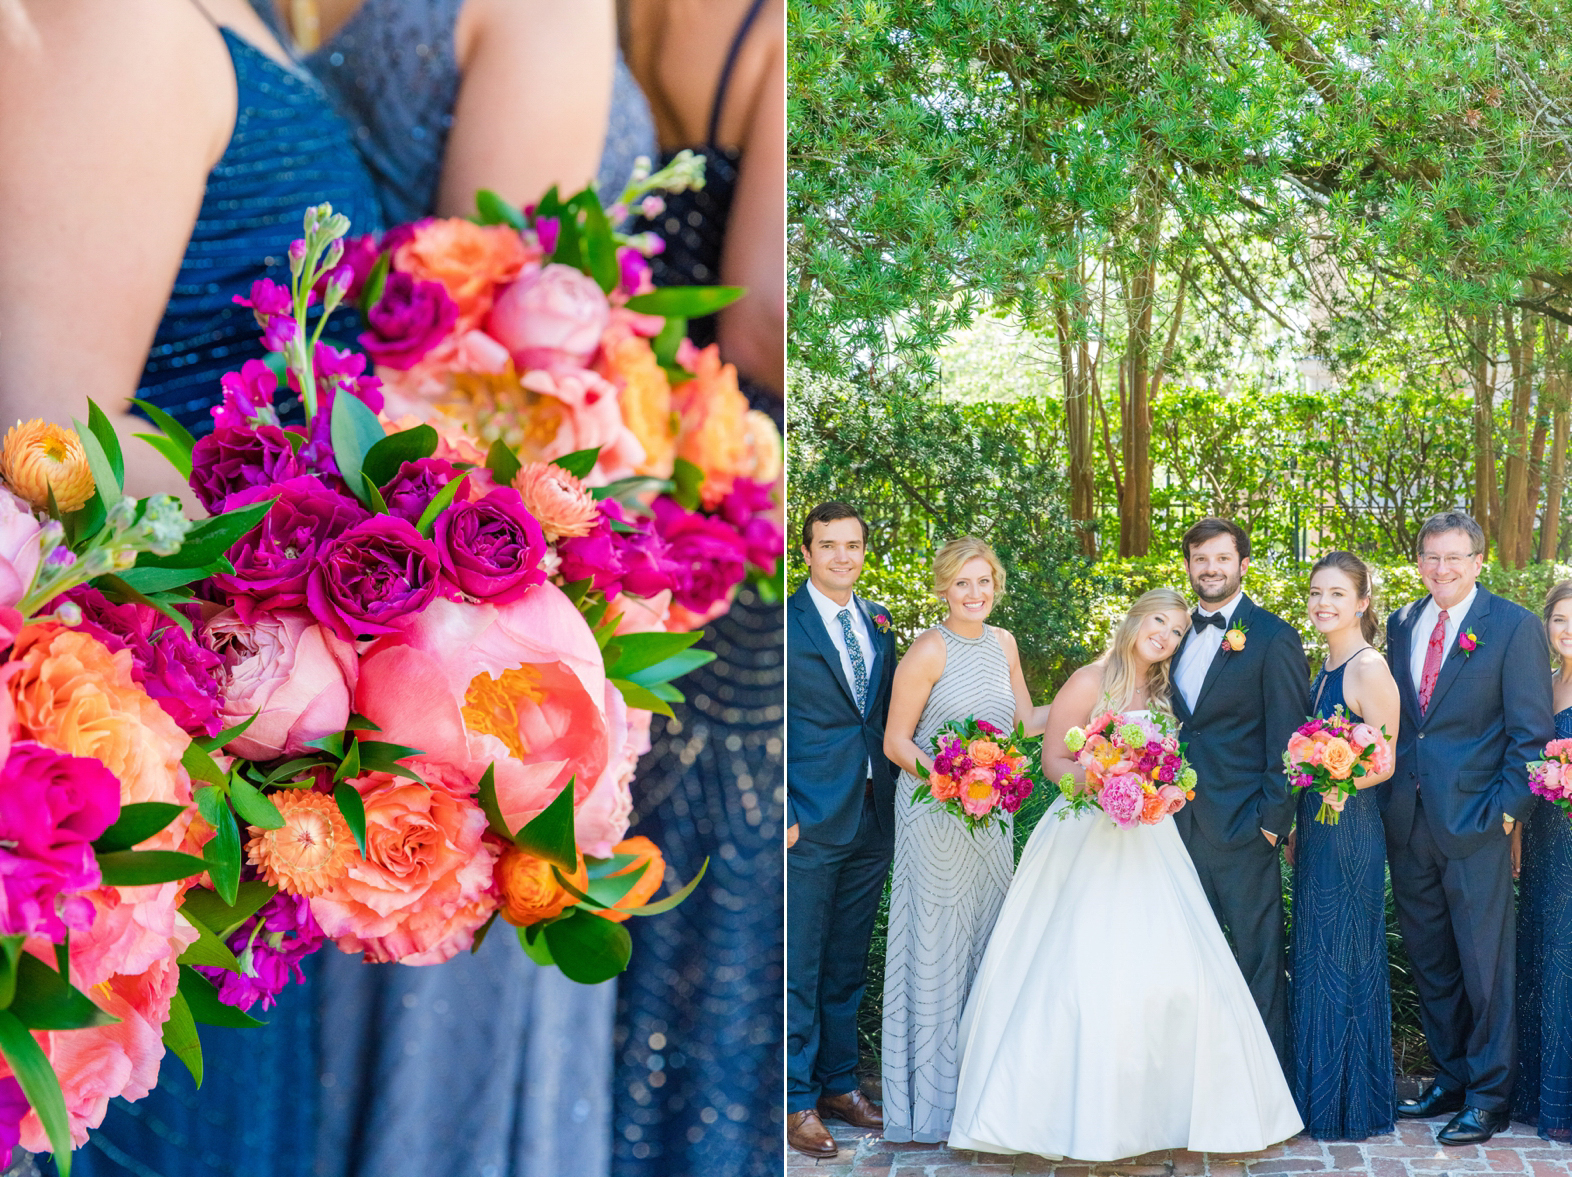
[837,608,869,713]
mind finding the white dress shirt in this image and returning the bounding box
[1408,585,1479,694]
[1174,592,1245,714]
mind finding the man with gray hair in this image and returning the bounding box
[1384,510,1554,1145]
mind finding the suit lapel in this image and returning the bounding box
[1192,595,1253,717]
[1393,598,1425,728]
[1171,629,1195,722]
[1422,588,1492,723]
[791,587,860,713]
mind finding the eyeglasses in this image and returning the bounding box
[1417,553,1478,571]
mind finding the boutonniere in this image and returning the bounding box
[872,612,893,634]
[1223,620,1249,652]
[1459,629,1479,656]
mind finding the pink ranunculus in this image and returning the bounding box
[487,263,611,370]
[204,609,358,761]
[1099,772,1146,829]
[1350,724,1380,751]
[353,588,611,835]
[0,492,40,611]
[307,772,499,964]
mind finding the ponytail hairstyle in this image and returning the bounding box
[1311,550,1379,646]
[1543,580,1572,678]
[1096,588,1189,722]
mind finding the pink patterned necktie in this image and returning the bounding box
[1418,608,1449,715]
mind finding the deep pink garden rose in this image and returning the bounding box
[307,515,444,641]
[651,497,748,612]
[486,262,610,369]
[189,424,300,514]
[433,488,547,604]
[359,270,460,370]
[0,741,120,941]
[205,608,358,760]
[383,458,463,526]
[213,477,369,621]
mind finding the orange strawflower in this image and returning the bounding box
[1,420,94,512]
[512,461,600,542]
[593,836,665,923]
[496,845,588,927]
[247,790,358,897]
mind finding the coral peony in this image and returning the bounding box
[393,219,530,328]
[574,681,638,857]
[0,421,94,513]
[432,487,547,604]
[959,768,997,817]
[594,836,665,923]
[512,461,600,541]
[671,341,749,509]
[496,844,587,926]
[308,772,499,963]
[247,789,359,898]
[488,263,611,370]
[307,514,444,641]
[1321,736,1357,780]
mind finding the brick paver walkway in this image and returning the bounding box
[789,1116,1572,1176]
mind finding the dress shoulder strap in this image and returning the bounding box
[706,0,769,146]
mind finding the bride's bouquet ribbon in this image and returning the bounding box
[1058,711,1195,829]
[1282,707,1390,824]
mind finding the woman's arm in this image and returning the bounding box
[1345,647,1400,789]
[882,630,946,777]
[1041,664,1103,789]
[438,0,615,217]
[0,0,229,497]
[996,627,1048,736]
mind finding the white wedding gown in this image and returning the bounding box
[949,714,1303,1161]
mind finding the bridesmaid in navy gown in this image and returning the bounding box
[1288,551,1402,1140]
[1512,580,1572,1140]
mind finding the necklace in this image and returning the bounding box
[287,0,322,51]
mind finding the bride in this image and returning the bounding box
[949,588,1303,1160]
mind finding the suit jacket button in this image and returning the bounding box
[1418,732,1425,739]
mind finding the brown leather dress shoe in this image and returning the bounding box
[816,1088,885,1130]
[787,1109,838,1158]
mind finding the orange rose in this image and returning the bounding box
[1224,628,1246,652]
[741,409,782,485]
[929,772,960,801]
[672,342,749,509]
[1141,791,1167,824]
[594,836,665,923]
[968,739,1003,767]
[599,327,675,478]
[394,219,532,328]
[1321,736,1357,781]
[496,845,589,927]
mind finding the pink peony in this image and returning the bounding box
[574,682,649,858]
[307,772,499,963]
[518,365,645,482]
[487,263,611,370]
[0,492,40,611]
[1350,723,1380,751]
[958,767,997,817]
[204,609,358,761]
[1099,772,1146,829]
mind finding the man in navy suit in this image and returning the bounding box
[1386,511,1553,1145]
[786,502,898,1158]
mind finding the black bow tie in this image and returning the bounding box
[1191,610,1227,631]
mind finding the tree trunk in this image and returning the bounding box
[1501,303,1536,568]
[1055,276,1098,558]
[1470,310,1497,556]
[1542,318,1570,561]
[1118,187,1162,558]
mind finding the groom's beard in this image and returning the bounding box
[1190,570,1242,606]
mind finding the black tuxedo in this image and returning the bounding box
[1172,593,1309,1063]
[786,583,898,1113]
[1383,586,1553,1110]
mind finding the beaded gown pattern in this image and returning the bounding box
[1287,661,1395,1141]
[1513,705,1572,1139]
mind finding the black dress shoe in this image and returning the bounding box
[1437,1105,1510,1146]
[1397,1082,1466,1119]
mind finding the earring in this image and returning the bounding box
[1355,610,1364,617]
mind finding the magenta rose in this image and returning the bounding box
[0,741,122,942]
[651,497,748,612]
[433,488,547,604]
[486,262,610,369]
[383,458,463,526]
[205,608,358,760]
[213,477,369,621]
[189,424,301,514]
[358,271,459,370]
[308,515,444,640]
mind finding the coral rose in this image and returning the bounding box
[308,772,499,964]
[671,341,749,509]
[968,739,1003,768]
[1321,736,1357,781]
[0,421,93,512]
[929,772,960,801]
[496,845,587,926]
[512,461,600,541]
[393,219,530,328]
[594,836,665,923]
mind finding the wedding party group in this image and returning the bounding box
[0,1,783,1176]
[785,501,1572,1163]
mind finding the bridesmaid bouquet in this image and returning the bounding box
[912,718,1035,834]
[1282,707,1391,825]
[1058,711,1196,829]
[1527,738,1572,814]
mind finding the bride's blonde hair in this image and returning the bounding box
[1094,588,1189,720]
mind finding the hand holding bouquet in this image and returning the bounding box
[1282,707,1391,825]
[1058,712,1195,829]
[911,718,1035,834]
[1528,738,1572,814]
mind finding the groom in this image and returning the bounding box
[1171,517,1307,1066]
[785,502,898,1158]
[1385,510,1552,1145]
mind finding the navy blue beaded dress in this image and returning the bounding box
[55,24,382,1177]
[1512,705,1572,1140]
[1287,659,1395,1141]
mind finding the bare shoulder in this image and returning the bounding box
[1056,662,1105,704]
[901,628,949,673]
[1346,645,1394,686]
[988,625,1020,657]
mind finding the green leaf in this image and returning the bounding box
[648,682,683,703]
[584,852,639,880]
[258,757,324,787]
[228,776,284,831]
[618,857,707,916]
[591,475,672,502]
[609,678,675,719]
[73,414,122,505]
[671,457,704,510]
[514,777,577,870]
[179,881,276,941]
[133,433,194,480]
[475,189,526,229]
[116,563,223,594]
[178,966,265,1029]
[623,648,717,688]
[0,936,22,1009]
[174,912,242,974]
[96,849,210,887]
[304,732,346,759]
[85,398,125,489]
[560,578,593,606]
[358,249,392,313]
[330,387,388,508]
[93,801,187,854]
[534,185,563,222]
[469,909,500,955]
[203,804,242,906]
[182,742,227,788]
[577,190,620,293]
[362,425,439,488]
[485,438,523,488]
[162,989,203,1088]
[552,447,601,480]
[365,476,390,515]
[130,398,197,477]
[193,785,225,829]
[332,737,362,785]
[95,574,192,634]
[0,1009,74,1174]
[345,715,382,733]
[607,631,705,677]
[552,201,586,272]
[541,909,632,984]
[625,286,744,318]
[651,315,687,368]
[475,763,513,840]
[137,498,274,570]
[517,923,556,967]
[197,711,260,754]
[9,939,116,1030]
[415,472,468,537]
[334,783,368,858]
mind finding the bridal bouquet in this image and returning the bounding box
[1527,738,1572,814]
[911,718,1035,834]
[1283,708,1390,825]
[1059,712,1196,829]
